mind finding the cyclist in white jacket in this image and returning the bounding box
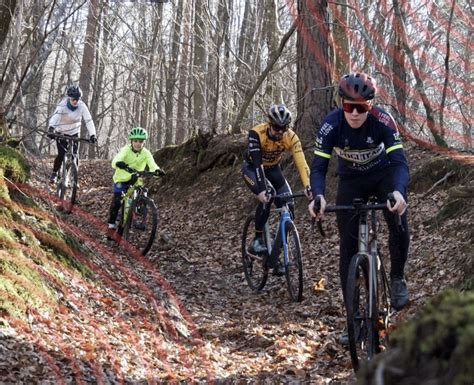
[47,85,96,183]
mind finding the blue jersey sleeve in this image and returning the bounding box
[310,119,336,196]
[373,107,409,195]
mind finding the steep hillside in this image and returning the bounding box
[0,136,473,384]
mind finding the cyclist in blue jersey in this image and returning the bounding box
[308,73,410,345]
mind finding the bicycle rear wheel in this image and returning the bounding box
[241,214,268,292]
[56,159,78,213]
[346,253,377,372]
[123,196,158,256]
[284,221,303,302]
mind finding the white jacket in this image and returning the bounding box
[49,98,96,137]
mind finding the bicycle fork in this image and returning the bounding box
[358,211,377,320]
[279,212,292,267]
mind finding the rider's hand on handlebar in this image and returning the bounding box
[308,195,326,219]
[387,190,407,215]
[155,168,166,177]
[47,127,55,139]
[89,135,97,144]
[304,185,313,200]
[257,190,270,204]
[115,161,128,170]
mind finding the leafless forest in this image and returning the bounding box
[0,0,472,156]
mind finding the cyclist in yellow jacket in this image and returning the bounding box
[242,104,312,274]
[106,127,165,241]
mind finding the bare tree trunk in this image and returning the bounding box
[391,31,407,126]
[461,25,472,151]
[176,0,192,144]
[208,0,230,134]
[439,0,455,140]
[192,0,209,136]
[0,0,16,48]
[142,6,162,150]
[164,0,183,145]
[296,0,333,146]
[79,0,99,157]
[0,0,17,137]
[22,8,45,155]
[329,0,349,79]
[263,0,280,99]
[232,0,254,121]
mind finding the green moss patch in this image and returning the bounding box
[359,290,474,385]
[0,144,30,184]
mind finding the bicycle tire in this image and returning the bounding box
[376,254,391,352]
[56,159,78,213]
[123,195,158,256]
[284,221,303,302]
[116,200,127,237]
[346,253,377,372]
[241,214,268,292]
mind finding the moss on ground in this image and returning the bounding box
[0,147,93,320]
[0,144,30,184]
[358,290,474,385]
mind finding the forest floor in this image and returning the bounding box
[1,141,472,384]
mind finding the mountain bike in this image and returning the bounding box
[50,133,92,213]
[241,191,306,302]
[315,194,401,371]
[114,167,160,256]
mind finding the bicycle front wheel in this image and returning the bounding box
[284,221,303,302]
[241,214,268,292]
[346,253,377,372]
[123,196,158,256]
[56,159,78,213]
[376,253,392,353]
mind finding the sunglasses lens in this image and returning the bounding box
[273,125,288,132]
[343,103,370,113]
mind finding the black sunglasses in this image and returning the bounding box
[271,124,289,132]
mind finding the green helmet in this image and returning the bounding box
[128,127,148,140]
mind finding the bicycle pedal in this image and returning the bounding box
[133,222,146,230]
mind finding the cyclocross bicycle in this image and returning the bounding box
[242,191,306,302]
[50,133,92,213]
[114,167,160,256]
[315,194,401,371]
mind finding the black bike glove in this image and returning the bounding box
[47,127,55,139]
[155,168,166,177]
[89,135,96,144]
[115,161,128,170]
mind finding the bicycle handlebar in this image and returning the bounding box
[123,166,163,178]
[314,194,403,236]
[271,191,307,201]
[316,193,396,213]
[49,133,95,144]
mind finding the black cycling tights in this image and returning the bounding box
[241,162,294,233]
[53,135,78,173]
[107,193,123,226]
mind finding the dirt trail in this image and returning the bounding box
[5,145,471,384]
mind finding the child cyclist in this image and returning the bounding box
[106,127,165,241]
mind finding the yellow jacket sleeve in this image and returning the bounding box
[288,132,310,188]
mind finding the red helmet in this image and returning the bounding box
[338,72,377,101]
